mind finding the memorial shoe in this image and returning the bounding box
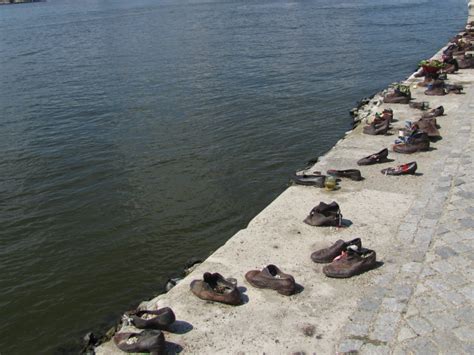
[357,148,389,166]
[190,272,242,305]
[311,238,362,263]
[409,101,429,110]
[445,84,463,94]
[381,161,417,176]
[393,132,430,154]
[312,201,340,214]
[124,308,176,330]
[424,85,446,96]
[323,248,377,278]
[421,105,444,118]
[383,84,411,104]
[291,173,326,187]
[363,118,390,135]
[415,118,440,138]
[372,109,394,124]
[304,201,342,227]
[326,169,363,181]
[245,264,296,296]
[113,330,165,355]
[458,53,474,69]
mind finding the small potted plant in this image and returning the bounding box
[419,59,445,74]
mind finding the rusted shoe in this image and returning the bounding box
[421,105,444,118]
[381,161,417,175]
[363,119,390,135]
[409,101,429,110]
[357,148,389,166]
[304,201,342,227]
[372,109,394,124]
[383,92,410,104]
[190,272,242,305]
[245,264,296,296]
[393,140,429,154]
[311,238,362,263]
[458,54,474,69]
[425,86,446,96]
[312,201,340,214]
[326,169,362,181]
[126,308,176,330]
[383,85,411,104]
[415,118,440,138]
[113,330,165,355]
[323,248,377,278]
[445,84,463,94]
[291,173,326,187]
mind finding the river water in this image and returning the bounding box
[0,0,466,353]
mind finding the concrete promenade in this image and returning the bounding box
[96,26,474,355]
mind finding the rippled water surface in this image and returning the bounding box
[0,0,467,352]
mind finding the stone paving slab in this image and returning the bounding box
[96,28,474,355]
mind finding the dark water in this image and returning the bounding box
[0,0,466,353]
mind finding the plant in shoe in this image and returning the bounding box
[245,264,296,296]
[383,84,411,104]
[190,272,242,305]
[418,59,445,74]
[113,330,165,355]
[381,161,417,176]
[323,248,377,278]
[357,148,389,166]
[311,238,362,263]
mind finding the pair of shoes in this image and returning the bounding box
[190,272,242,305]
[381,161,417,175]
[326,169,362,181]
[304,201,342,227]
[191,265,297,301]
[291,173,326,187]
[245,264,296,296]
[357,148,389,166]
[113,308,176,353]
[114,330,165,354]
[393,132,430,153]
[311,239,377,278]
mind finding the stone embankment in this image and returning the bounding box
[96,5,474,355]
